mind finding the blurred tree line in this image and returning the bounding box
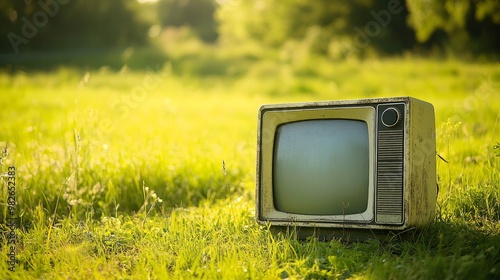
[0,0,150,53]
[1,0,499,56]
[217,0,500,57]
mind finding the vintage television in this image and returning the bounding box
[256,97,437,240]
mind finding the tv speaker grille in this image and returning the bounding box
[376,130,404,224]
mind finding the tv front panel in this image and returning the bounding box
[256,97,437,237]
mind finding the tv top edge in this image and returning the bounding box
[258,96,430,111]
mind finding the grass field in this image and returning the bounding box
[0,53,499,279]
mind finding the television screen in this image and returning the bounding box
[273,120,369,215]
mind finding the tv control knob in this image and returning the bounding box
[381,107,401,128]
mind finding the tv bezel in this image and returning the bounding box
[258,106,377,225]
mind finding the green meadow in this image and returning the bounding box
[1,53,499,279]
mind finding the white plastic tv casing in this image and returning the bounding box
[256,96,437,232]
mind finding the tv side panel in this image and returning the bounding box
[405,98,437,227]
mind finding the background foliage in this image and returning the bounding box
[406,0,500,54]
[1,0,500,56]
[157,0,218,42]
[0,0,150,52]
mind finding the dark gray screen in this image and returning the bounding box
[273,120,369,215]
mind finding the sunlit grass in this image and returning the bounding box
[0,56,499,279]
